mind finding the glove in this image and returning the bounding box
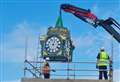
[52,69,56,72]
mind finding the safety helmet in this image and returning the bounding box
[46,57,50,61]
[100,47,105,51]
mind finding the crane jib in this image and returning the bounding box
[100,22,120,43]
[60,4,120,43]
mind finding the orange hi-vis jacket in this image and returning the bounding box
[42,66,50,74]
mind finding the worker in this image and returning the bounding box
[42,62,50,79]
[96,47,110,80]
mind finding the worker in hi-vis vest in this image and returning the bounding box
[96,47,110,80]
[42,62,50,79]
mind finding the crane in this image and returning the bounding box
[60,4,120,43]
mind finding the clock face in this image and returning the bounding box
[45,36,61,53]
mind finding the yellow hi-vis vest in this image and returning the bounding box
[98,51,109,66]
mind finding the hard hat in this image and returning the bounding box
[100,47,105,50]
[46,57,50,61]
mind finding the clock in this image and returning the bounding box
[45,36,61,53]
[40,27,74,62]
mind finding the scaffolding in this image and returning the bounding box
[24,59,113,80]
[23,35,114,82]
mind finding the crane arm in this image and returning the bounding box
[61,4,120,43]
[99,18,120,43]
[61,4,99,27]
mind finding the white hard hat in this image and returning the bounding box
[100,47,105,50]
[46,57,50,61]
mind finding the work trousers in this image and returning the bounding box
[98,66,108,80]
[44,73,50,79]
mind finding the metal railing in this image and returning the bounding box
[24,60,113,80]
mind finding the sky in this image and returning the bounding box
[0,0,120,82]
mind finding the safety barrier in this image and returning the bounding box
[24,60,113,80]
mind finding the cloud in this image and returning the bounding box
[72,29,120,63]
[73,34,95,49]
[2,21,48,63]
[2,22,120,82]
[72,31,111,50]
